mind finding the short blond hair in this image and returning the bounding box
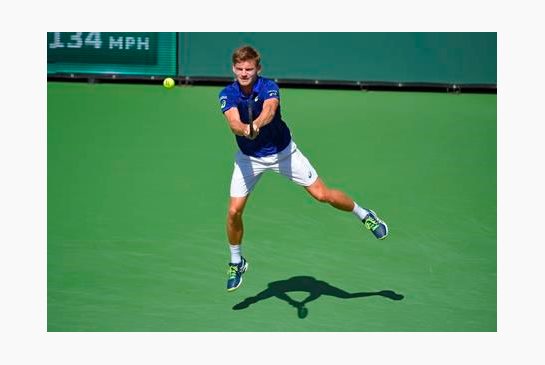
[232,45,261,66]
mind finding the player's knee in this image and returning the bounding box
[311,188,329,203]
[227,206,244,220]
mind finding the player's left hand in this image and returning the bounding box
[245,124,259,140]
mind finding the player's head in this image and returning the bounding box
[232,45,261,88]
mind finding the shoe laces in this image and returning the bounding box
[228,264,239,279]
[364,216,379,231]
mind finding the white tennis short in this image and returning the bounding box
[230,141,319,197]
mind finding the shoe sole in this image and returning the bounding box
[227,261,249,292]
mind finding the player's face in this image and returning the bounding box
[233,60,261,89]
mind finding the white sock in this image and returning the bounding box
[352,202,370,221]
[229,244,242,264]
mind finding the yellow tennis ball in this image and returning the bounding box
[163,77,175,89]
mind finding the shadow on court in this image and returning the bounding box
[233,275,404,319]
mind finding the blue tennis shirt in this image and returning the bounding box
[219,76,292,157]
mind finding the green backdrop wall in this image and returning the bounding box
[47,32,496,85]
[179,32,496,84]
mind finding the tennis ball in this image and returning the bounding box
[163,77,175,89]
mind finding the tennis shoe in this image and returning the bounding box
[227,257,248,292]
[362,209,389,240]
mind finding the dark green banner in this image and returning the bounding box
[48,32,158,65]
[47,32,176,76]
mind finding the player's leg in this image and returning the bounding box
[226,153,263,291]
[276,143,388,240]
[305,178,354,211]
[226,196,250,292]
[304,178,388,239]
[227,196,249,247]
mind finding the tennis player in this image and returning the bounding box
[220,45,388,291]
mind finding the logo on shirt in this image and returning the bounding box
[254,96,259,102]
[220,96,227,109]
[268,90,278,97]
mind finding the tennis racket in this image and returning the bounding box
[248,99,255,138]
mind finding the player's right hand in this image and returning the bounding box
[245,124,259,140]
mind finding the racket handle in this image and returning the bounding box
[248,100,255,138]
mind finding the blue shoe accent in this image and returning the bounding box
[227,257,248,292]
[362,209,389,240]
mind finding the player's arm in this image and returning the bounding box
[253,98,279,131]
[224,107,254,138]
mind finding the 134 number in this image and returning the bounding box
[48,32,102,49]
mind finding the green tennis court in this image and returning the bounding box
[47,82,496,331]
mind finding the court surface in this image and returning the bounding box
[47,82,496,331]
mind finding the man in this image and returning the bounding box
[219,45,388,292]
